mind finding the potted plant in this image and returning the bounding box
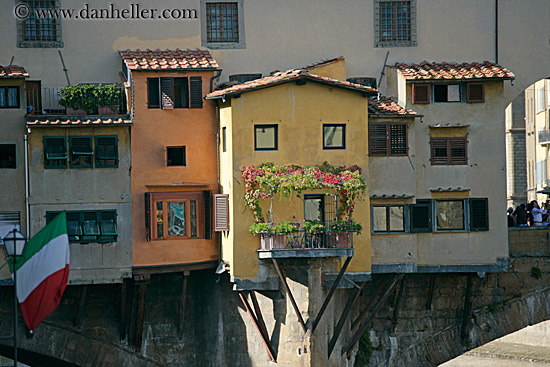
[58,84,97,115]
[328,220,362,248]
[94,84,122,115]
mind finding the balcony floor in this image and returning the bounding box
[258,248,354,259]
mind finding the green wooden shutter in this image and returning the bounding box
[470,198,489,231]
[189,77,203,108]
[203,190,212,239]
[410,199,432,233]
[95,136,119,168]
[43,136,67,169]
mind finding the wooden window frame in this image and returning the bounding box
[147,77,203,109]
[166,146,186,167]
[0,86,21,109]
[410,199,432,233]
[433,84,462,103]
[466,83,485,103]
[412,84,429,104]
[371,204,408,233]
[369,122,408,156]
[430,137,467,165]
[254,124,278,151]
[323,124,346,150]
[0,144,16,169]
[46,210,118,243]
[43,136,67,169]
[433,199,468,232]
[95,135,119,168]
[69,136,93,169]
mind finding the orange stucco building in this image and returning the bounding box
[120,49,220,275]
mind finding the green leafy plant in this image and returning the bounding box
[329,219,363,234]
[58,84,97,114]
[272,221,300,235]
[249,222,273,235]
[300,220,326,233]
[531,266,542,280]
[354,330,373,367]
[93,84,122,111]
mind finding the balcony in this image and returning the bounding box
[256,222,355,259]
[25,84,129,117]
[539,129,550,145]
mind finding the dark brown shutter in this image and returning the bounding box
[412,84,430,104]
[369,124,388,155]
[214,194,229,231]
[203,190,212,239]
[470,198,489,231]
[466,83,484,103]
[430,138,449,165]
[145,193,151,241]
[189,77,203,108]
[449,138,467,165]
[410,199,432,233]
[160,77,174,109]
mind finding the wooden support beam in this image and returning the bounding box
[178,271,190,341]
[250,291,269,340]
[327,281,367,358]
[272,258,307,333]
[311,256,353,334]
[135,280,149,351]
[351,275,394,330]
[120,279,127,341]
[391,275,406,334]
[460,273,474,340]
[128,281,138,345]
[239,292,277,362]
[73,285,87,327]
[425,274,436,310]
[343,274,404,357]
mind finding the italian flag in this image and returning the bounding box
[9,212,70,331]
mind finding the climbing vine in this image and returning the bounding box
[242,162,366,222]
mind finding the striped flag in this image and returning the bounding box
[9,212,70,331]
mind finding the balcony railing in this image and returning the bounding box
[25,85,129,116]
[539,129,550,145]
[257,222,355,259]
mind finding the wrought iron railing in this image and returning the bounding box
[25,85,129,116]
[539,129,550,145]
[259,224,355,251]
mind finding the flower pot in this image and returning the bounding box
[337,233,351,248]
[98,105,120,115]
[66,107,87,116]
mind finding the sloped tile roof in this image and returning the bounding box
[302,56,345,70]
[390,61,515,81]
[119,48,219,71]
[0,65,29,78]
[368,96,417,116]
[26,117,132,127]
[206,69,377,99]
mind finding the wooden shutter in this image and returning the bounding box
[466,83,484,103]
[470,198,489,231]
[160,77,174,109]
[214,194,229,231]
[449,138,467,165]
[189,77,203,108]
[412,84,430,104]
[369,124,388,155]
[430,138,449,165]
[203,190,212,239]
[410,199,432,233]
[145,193,151,241]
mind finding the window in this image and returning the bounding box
[201,0,245,49]
[304,194,337,223]
[46,210,117,243]
[43,136,67,169]
[0,212,21,245]
[466,83,485,103]
[369,123,407,156]
[17,0,63,48]
[323,124,346,150]
[0,144,16,168]
[412,84,429,104]
[69,136,93,168]
[95,136,118,168]
[374,0,417,47]
[433,84,461,103]
[434,199,466,231]
[372,205,407,233]
[536,84,546,113]
[430,137,467,165]
[254,125,278,151]
[222,127,227,152]
[145,191,212,240]
[147,77,203,109]
[409,198,489,233]
[0,87,20,108]
[229,74,262,83]
[167,146,186,166]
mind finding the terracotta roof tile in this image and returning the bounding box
[390,61,515,81]
[206,69,377,99]
[26,117,132,127]
[0,65,29,78]
[368,96,417,116]
[302,56,345,70]
[119,48,219,71]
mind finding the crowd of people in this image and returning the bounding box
[508,200,550,227]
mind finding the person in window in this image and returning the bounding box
[507,207,515,227]
[513,204,528,227]
[530,201,547,226]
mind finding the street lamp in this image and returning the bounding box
[1,228,27,367]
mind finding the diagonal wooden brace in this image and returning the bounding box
[239,291,277,362]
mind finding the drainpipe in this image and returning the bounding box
[210,70,222,93]
[24,131,30,237]
[495,0,498,64]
